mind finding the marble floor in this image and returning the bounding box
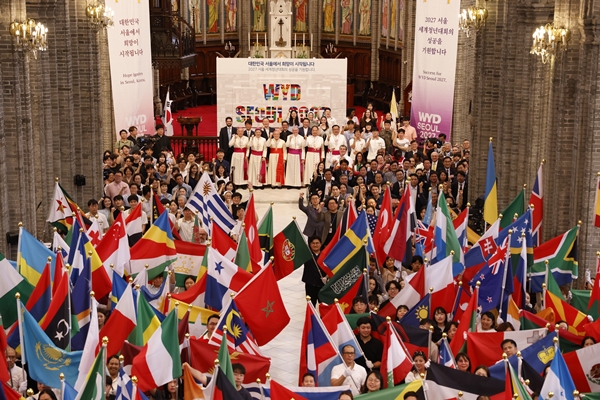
[239,187,310,386]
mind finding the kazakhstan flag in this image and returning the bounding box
[20,300,82,389]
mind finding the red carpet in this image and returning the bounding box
[156,105,218,137]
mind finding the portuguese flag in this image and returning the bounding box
[272,220,312,280]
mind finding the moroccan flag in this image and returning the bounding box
[131,310,182,393]
[258,204,274,259]
[595,174,600,227]
[234,262,290,346]
[129,211,177,280]
[500,188,525,229]
[272,220,312,280]
[318,246,368,305]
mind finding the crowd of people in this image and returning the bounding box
[6,105,597,400]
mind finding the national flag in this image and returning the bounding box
[449,283,478,355]
[0,252,34,328]
[169,274,208,324]
[96,212,130,278]
[234,261,290,346]
[323,212,374,277]
[202,366,244,400]
[378,265,425,318]
[235,230,255,273]
[115,361,150,400]
[0,316,9,384]
[426,255,456,311]
[470,238,511,313]
[381,320,413,388]
[128,294,161,346]
[244,381,356,400]
[243,193,263,265]
[500,188,525,229]
[216,320,236,387]
[425,362,505,400]
[339,380,423,400]
[53,250,68,296]
[205,247,252,311]
[530,226,579,292]
[513,236,528,309]
[170,240,207,286]
[0,381,25,400]
[383,185,413,266]
[73,341,106,400]
[530,162,544,245]
[504,359,533,400]
[75,298,100,391]
[271,379,309,400]
[20,301,82,389]
[399,294,430,327]
[544,273,588,335]
[563,342,600,393]
[272,220,313,280]
[453,206,469,257]
[186,172,236,235]
[595,173,600,227]
[495,209,533,269]
[438,336,456,368]
[111,272,136,307]
[258,204,274,261]
[140,271,171,314]
[298,300,342,387]
[70,250,93,351]
[463,218,500,281]
[39,269,71,350]
[182,363,206,400]
[188,338,271,383]
[167,297,214,339]
[539,346,576,400]
[370,313,430,357]
[486,331,558,378]
[319,246,369,306]
[450,284,470,322]
[17,226,56,286]
[87,217,103,247]
[52,229,70,257]
[47,181,77,233]
[506,296,522,331]
[129,211,178,280]
[99,283,137,356]
[367,212,378,235]
[321,302,364,361]
[317,201,358,276]
[588,263,600,320]
[483,139,498,225]
[208,296,263,355]
[373,186,393,266]
[433,193,462,273]
[465,327,547,368]
[163,87,174,136]
[211,222,238,261]
[131,310,182,392]
[125,203,144,247]
[415,219,434,257]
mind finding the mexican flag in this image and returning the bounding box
[0,252,33,328]
[563,343,600,393]
[272,220,313,280]
[131,310,182,392]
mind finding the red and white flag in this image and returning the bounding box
[96,212,130,278]
[125,203,143,247]
[98,283,137,357]
[381,320,413,388]
[243,193,263,265]
[373,186,393,266]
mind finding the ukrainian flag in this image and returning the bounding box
[483,138,498,225]
[17,227,56,286]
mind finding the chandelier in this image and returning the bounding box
[530,24,570,64]
[9,19,48,59]
[458,7,488,37]
[86,2,115,29]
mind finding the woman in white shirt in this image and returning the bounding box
[404,351,428,382]
[392,129,411,156]
[349,129,366,158]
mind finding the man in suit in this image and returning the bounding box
[441,156,457,183]
[280,120,292,142]
[218,116,235,162]
[260,117,274,139]
[244,119,254,137]
[299,118,311,138]
[430,151,442,174]
[315,169,337,201]
[317,197,344,247]
[404,140,425,162]
[451,171,469,210]
[299,192,324,238]
[152,124,172,153]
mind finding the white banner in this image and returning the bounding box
[216,58,347,128]
[410,0,461,143]
[107,0,155,139]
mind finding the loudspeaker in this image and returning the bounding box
[6,231,18,245]
[74,174,86,186]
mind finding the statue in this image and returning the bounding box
[323,0,335,33]
[358,0,371,36]
[341,0,353,35]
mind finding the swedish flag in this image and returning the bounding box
[20,301,82,389]
[323,212,374,276]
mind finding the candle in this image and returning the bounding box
[295,33,297,47]
[248,32,250,47]
[264,33,267,47]
[256,33,258,46]
[303,33,305,45]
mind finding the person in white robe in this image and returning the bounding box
[266,129,287,187]
[324,124,344,168]
[303,126,325,186]
[285,126,305,188]
[229,127,249,186]
[246,128,267,187]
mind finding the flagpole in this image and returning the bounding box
[450,282,462,321]
[132,376,139,400]
[15,294,26,381]
[498,229,513,320]
[258,377,266,400]
[150,187,154,225]
[388,318,414,364]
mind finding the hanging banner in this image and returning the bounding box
[216,58,347,127]
[106,0,155,139]
[410,0,461,143]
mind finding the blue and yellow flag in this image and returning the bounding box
[17,227,56,286]
[483,139,498,225]
[20,301,82,389]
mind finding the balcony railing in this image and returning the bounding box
[171,136,219,161]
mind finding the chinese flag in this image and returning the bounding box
[234,262,290,346]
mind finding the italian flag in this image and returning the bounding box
[131,309,182,393]
[0,252,33,328]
